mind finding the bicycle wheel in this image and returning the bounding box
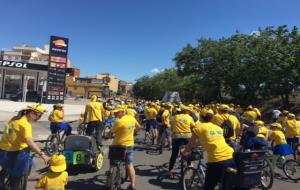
[182,167,204,190]
[283,159,300,181]
[260,158,274,189]
[0,166,10,190]
[120,162,128,183]
[45,134,60,155]
[150,128,156,145]
[92,151,104,171]
[102,125,108,139]
[110,166,122,190]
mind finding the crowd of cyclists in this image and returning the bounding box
[0,95,300,190]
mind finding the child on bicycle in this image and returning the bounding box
[35,154,68,190]
[268,123,293,171]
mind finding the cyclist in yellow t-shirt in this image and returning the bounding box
[110,108,141,190]
[49,104,72,136]
[268,123,293,170]
[83,95,106,146]
[283,113,300,147]
[35,154,68,190]
[143,103,158,143]
[211,104,241,151]
[165,105,195,176]
[0,105,50,190]
[181,109,235,190]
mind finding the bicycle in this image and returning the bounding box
[44,129,66,156]
[264,150,300,182]
[45,120,76,155]
[158,124,168,154]
[102,118,115,140]
[77,123,86,135]
[181,147,206,190]
[145,126,156,146]
[107,145,128,190]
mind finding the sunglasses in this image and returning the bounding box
[33,111,43,118]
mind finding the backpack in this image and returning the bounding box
[221,116,234,139]
[156,110,164,123]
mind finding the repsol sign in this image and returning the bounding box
[0,60,27,68]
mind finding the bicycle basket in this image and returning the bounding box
[108,145,127,161]
[233,150,266,187]
[64,135,96,152]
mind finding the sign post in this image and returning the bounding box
[46,36,69,104]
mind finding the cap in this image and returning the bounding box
[200,109,214,117]
[26,104,47,114]
[255,120,265,126]
[55,103,63,108]
[112,108,125,113]
[49,154,67,173]
[180,105,193,112]
[91,95,98,101]
[270,123,282,130]
[219,104,229,111]
[287,113,295,119]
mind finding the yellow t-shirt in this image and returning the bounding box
[257,126,269,138]
[51,110,63,123]
[269,130,287,145]
[85,101,105,122]
[171,114,195,138]
[105,110,112,118]
[283,119,299,138]
[112,115,140,147]
[35,171,68,190]
[193,122,234,163]
[0,116,32,151]
[211,113,240,141]
[126,108,137,117]
[162,109,171,127]
[145,108,158,120]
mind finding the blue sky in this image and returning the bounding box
[0,0,299,82]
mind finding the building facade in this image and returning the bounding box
[66,76,103,98]
[95,73,120,93]
[0,44,77,101]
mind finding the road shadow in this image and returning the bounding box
[67,166,101,176]
[66,174,106,189]
[274,172,299,183]
[135,163,181,190]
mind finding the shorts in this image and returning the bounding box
[0,149,33,177]
[145,119,158,132]
[110,146,134,165]
[286,137,300,146]
[273,144,293,156]
[50,122,72,135]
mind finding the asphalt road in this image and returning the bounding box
[0,121,299,190]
